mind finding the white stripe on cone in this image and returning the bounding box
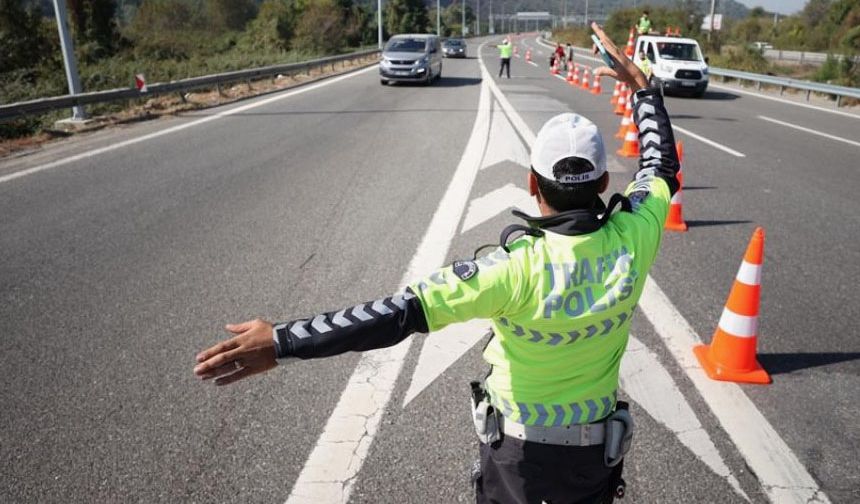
[736,261,762,286]
[718,309,759,338]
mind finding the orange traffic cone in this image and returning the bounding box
[514,45,519,56]
[625,29,635,57]
[613,84,627,115]
[615,96,632,139]
[694,228,771,384]
[580,67,591,90]
[590,72,602,95]
[566,64,575,82]
[571,64,580,85]
[617,120,639,158]
[610,81,621,105]
[665,141,688,232]
[526,49,532,62]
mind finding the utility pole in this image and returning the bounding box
[708,0,716,42]
[437,0,441,35]
[52,0,86,121]
[378,0,383,48]
[489,0,493,34]
[585,0,588,26]
[476,0,480,36]
[562,0,566,28]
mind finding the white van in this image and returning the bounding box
[633,35,709,97]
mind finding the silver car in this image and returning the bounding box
[379,34,443,85]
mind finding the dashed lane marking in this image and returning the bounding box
[672,124,747,157]
[758,115,860,147]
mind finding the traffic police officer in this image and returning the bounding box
[498,38,513,79]
[194,24,678,504]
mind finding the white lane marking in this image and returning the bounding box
[672,124,746,157]
[285,51,492,504]
[460,183,538,234]
[712,83,860,120]
[0,66,379,186]
[758,115,860,147]
[621,336,749,501]
[638,279,831,504]
[480,100,530,170]
[527,60,538,67]
[484,48,830,503]
[403,319,489,407]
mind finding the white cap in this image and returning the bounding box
[530,113,607,184]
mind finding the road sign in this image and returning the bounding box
[702,14,723,31]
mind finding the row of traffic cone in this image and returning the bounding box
[561,63,602,94]
[594,41,770,385]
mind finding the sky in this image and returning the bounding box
[736,0,807,15]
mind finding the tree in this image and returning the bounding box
[241,0,298,51]
[293,0,345,53]
[205,0,257,32]
[67,0,120,56]
[0,0,51,73]
[384,0,429,36]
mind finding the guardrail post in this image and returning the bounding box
[178,92,187,104]
[756,81,762,90]
[217,83,225,97]
[779,85,784,95]
[800,52,804,64]
[806,89,811,101]
[246,78,253,91]
[836,95,842,108]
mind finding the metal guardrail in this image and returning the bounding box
[0,49,380,122]
[708,67,860,107]
[761,49,859,66]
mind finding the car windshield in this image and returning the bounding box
[444,40,464,47]
[386,38,428,53]
[656,42,702,61]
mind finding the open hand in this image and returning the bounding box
[194,319,278,386]
[590,22,650,92]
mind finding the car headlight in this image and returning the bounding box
[415,57,429,66]
[380,58,390,67]
[701,67,709,75]
[659,63,673,73]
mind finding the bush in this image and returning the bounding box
[293,0,345,54]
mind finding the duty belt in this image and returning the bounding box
[501,417,605,446]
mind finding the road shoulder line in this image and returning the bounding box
[758,115,860,147]
[0,65,379,186]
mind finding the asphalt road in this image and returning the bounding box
[1,35,858,503]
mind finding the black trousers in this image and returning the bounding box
[499,58,511,78]
[475,437,612,504]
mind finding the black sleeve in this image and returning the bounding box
[631,87,681,196]
[272,287,429,360]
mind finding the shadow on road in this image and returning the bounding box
[436,77,484,87]
[698,90,741,101]
[681,186,718,191]
[757,352,860,375]
[670,114,737,121]
[685,219,751,228]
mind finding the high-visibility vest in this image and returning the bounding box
[499,43,513,59]
[411,176,671,427]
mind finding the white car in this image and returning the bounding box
[633,35,709,97]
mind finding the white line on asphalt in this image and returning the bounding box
[711,83,860,120]
[638,280,831,504]
[621,336,749,501]
[284,50,492,504]
[0,65,379,186]
[672,125,746,157]
[758,115,860,147]
[527,60,538,67]
[486,49,829,503]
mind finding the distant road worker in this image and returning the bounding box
[498,38,513,79]
[637,10,652,35]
